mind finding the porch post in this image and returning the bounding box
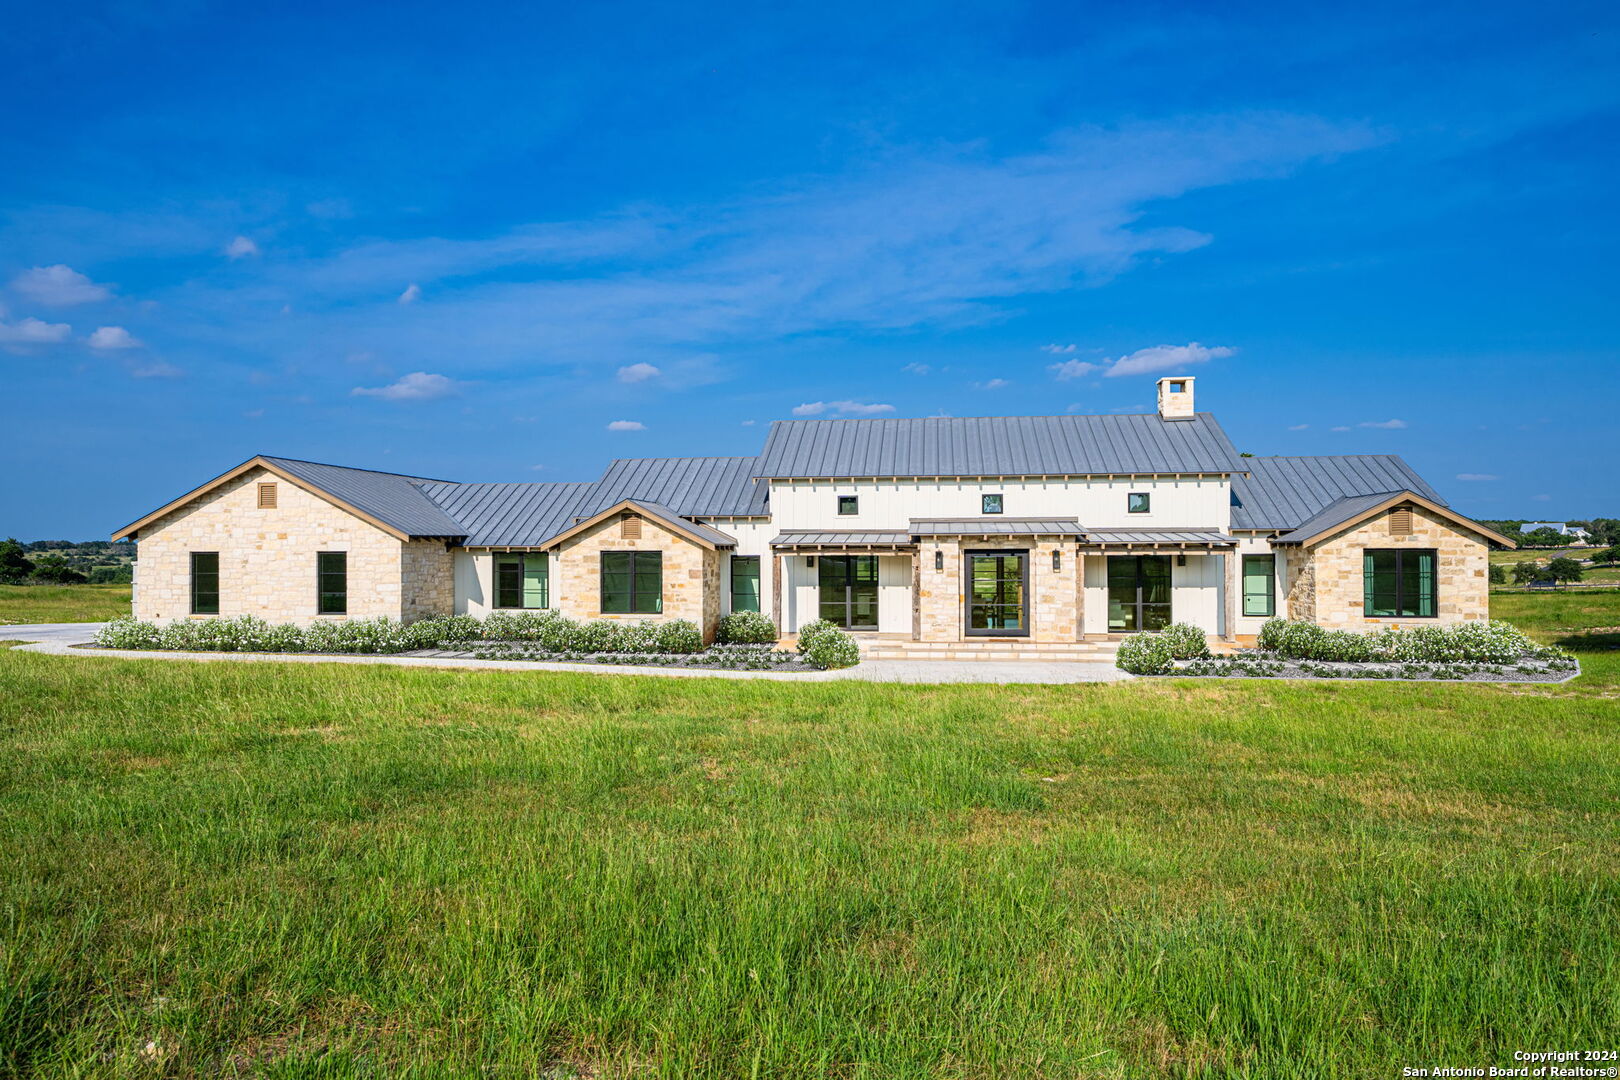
[772,553,785,634]
[1222,550,1238,642]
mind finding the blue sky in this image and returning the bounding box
[2,0,1616,538]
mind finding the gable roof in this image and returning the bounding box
[1229,455,1446,531]
[415,481,597,548]
[755,413,1243,479]
[538,499,737,550]
[587,456,768,517]
[1272,490,1517,547]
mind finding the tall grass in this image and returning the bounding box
[0,583,131,625]
[2,623,1617,1077]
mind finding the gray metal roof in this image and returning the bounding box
[755,413,1243,479]
[1229,456,1446,531]
[415,480,597,548]
[613,501,738,548]
[1271,492,1407,545]
[911,518,1087,536]
[586,457,768,517]
[262,457,469,538]
[770,530,916,548]
[1079,528,1236,547]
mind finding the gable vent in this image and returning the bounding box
[1389,507,1413,536]
[620,513,642,539]
[257,482,278,509]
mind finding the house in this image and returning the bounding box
[1520,522,1590,541]
[112,377,1514,647]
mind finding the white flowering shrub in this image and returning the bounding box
[802,625,860,669]
[1115,633,1175,675]
[1159,622,1210,660]
[716,610,777,644]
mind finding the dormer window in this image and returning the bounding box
[982,494,1003,515]
[1128,492,1151,514]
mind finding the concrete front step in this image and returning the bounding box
[857,641,1123,663]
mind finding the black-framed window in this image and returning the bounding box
[730,555,761,613]
[1128,492,1151,514]
[317,551,348,614]
[496,553,548,609]
[837,495,859,516]
[601,551,662,614]
[190,552,219,615]
[1241,554,1275,617]
[982,493,1004,515]
[1363,549,1437,618]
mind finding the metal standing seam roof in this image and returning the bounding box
[415,480,598,548]
[585,456,769,517]
[1270,492,1411,545]
[606,502,738,548]
[770,530,916,547]
[754,413,1244,478]
[1079,528,1237,546]
[261,457,469,537]
[910,518,1087,536]
[1229,456,1445,531]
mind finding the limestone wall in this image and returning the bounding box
[552,511,721,640]
[914,538,1081,642]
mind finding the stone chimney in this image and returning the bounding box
[1156,376,1195,420]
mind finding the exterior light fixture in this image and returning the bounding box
[1052,549,1062,572]
[1177,553,1187,567]
[806,555,816,569]
[934,550,944,571]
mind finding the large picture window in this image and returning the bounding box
[601,551,662,614]
[730,555,761,613]
[1241,554,1275,617]
[190,552,219,615]
[496,553,548,609]
[1363,549,1437,618]
[317,551,348,615]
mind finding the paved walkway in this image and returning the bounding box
[1,623,1134,684]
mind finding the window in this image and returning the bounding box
[256,482,277,509]
[982,493,1004,515]
[837,495,858,516]
[496,553,548,609]
[730,555,761,613]
[1363,549,1436,618]
[1241,554,1275,617]
[190,552,219,614]
[1128,492,1151,514]
[317,551,348,614]
[601,551,662,614]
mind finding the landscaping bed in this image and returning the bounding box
[451,641,819,672]
[1118,618,1579,682]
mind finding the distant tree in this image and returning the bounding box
[1545,557,1583,584]
[1586,519,1620,548]
[87,565,133,584]
[1512,560,1544,585]
[1522,527,1568,548]
[1489,564,1507,585]
[1599,545,1620,566]
[28,553,88,585]
[1480,520,1527,545]
[0,538,35,584]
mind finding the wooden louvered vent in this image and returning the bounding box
[621,513,642,539]
[1389,507,1413,536]
[257,482,278,509]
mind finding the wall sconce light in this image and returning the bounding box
[1176,553,1187,567]
[1052,549,1062,572]
[934,550,944,571]
[806,555,816,569]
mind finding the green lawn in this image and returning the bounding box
[0,583,131,625]
[1,597,1617,1077]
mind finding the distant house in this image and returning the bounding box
[1521,522,1590,541]
[112,377,1515,646]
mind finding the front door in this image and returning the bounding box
[818,555,878,630]
[1107,555,1172,632]
[966,551,1029,637]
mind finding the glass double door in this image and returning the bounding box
[1108,555,1172,632]
[818,555,878,629]
[966,551,1029,636]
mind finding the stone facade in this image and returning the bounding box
[914,538,1081,642]
[552,511,723,641]
[1286,502,1490,630]
[131,466,451,625]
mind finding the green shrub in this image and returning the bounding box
[1255,617,1539,665]
[795,619,839,656]
[653,620,704,654]
[94,615,162,650]
[802,624,860,669]
[1160,622,1210,660]
[1115,633,1175,675]
[1488,564,1506,585]
[717,610,777,644]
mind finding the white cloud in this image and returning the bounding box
[902,362,932,375]
[1455,473,1498,482]
[132,361,183,378]
[1048,359,1099,380]
[740,419,756,426]
[0,316,72,345]
[616,362,661,383]
[1040,344,1080,355]
[398,283,422,305]
[1287,423,1309,431]
[606,419,646,431]
[88,325,140,350]
[529,464,548,472]
[1104,342,1235,377]
[1532,494,1552,502]
[974,378,1009,390]
[792,400,896,417]
[1358,418,1408,429]
[351,371,457,401]
[226,236,260,259]
[1330,425,1351,432]
[11,265,111,306]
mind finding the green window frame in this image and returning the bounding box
[601,551,662,614]
[837,495,859,516]
[317,551,348,615]
[190,552,219,615]
[1363,549,1437,618]
[495,552,549,609]
[1241,554,1275,617]
[1128,492,1151,514]
[730,555,761,613]
[982,493,1004,515]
